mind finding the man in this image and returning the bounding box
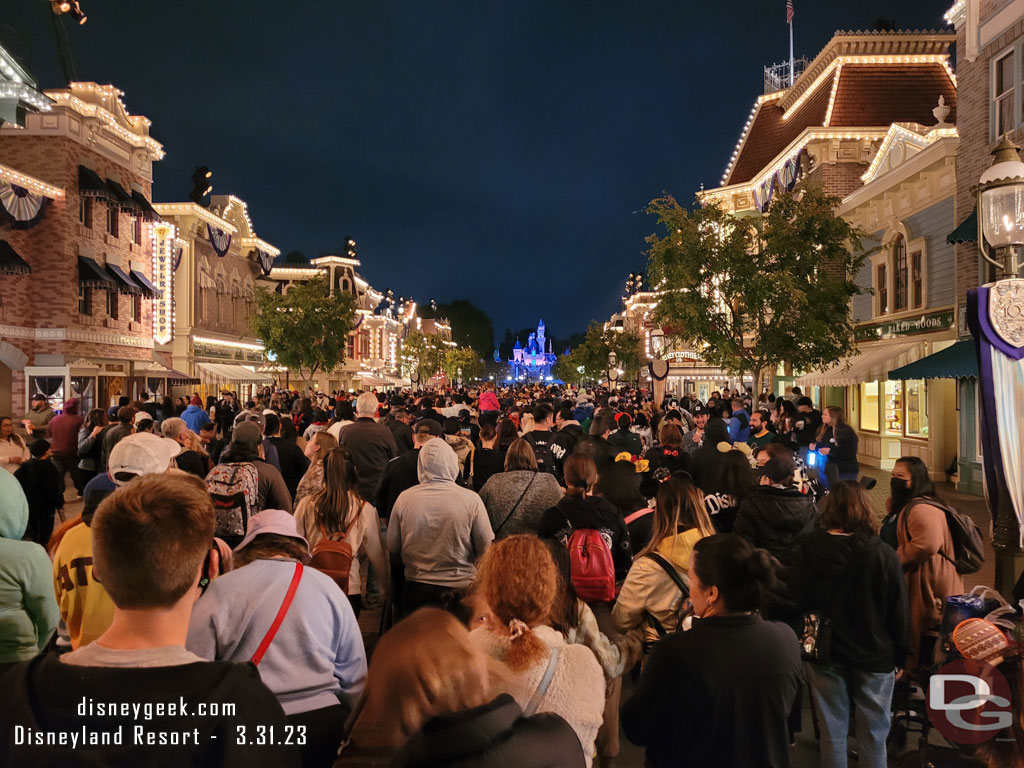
[181,396,210,433]
[219,421,292,513]
[20,393,54,439]
[264,412,308,500]
[733,454,817,568]
[161,417,207,478]
[551,405,584,485]
[100,405,135,471]
[690,417,731,496]
[46,398,82,498]
[106,395,130,422]
[376,419,440,521]
[413,396,444,428]
[682,405,708,454]
[136,392,159,421]
[747,409,777,451]
[198,421,225,466]
[793,396,823,454]
[522,403,557,476]
[608,412,644,457]
[133,410,155,434]
[384,406,415,454]
[338,392,399,503]
[15,439,64,545]
[1,473,297,766]
[789,385,804,403]
[386,439,493,618]
[214,391,238,439]
[728,396,751,444]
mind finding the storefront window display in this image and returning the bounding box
[904,379,928,438]
[860,381,880,431]
[884,380,903,435]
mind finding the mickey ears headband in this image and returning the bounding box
[614,452,649,474]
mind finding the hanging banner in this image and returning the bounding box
[152,223,176,345]
[0,182,47,229]
[207,224,231,257]
[254,248,274,275]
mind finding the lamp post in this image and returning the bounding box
[456,366,463,389]
[607,351,619,389]
[972,135,1024,596]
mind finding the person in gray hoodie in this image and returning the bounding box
[0,470,58,674]
[387,439,494,618]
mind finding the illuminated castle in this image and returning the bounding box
[509,319,557,381]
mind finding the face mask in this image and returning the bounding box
[890,476,911,509]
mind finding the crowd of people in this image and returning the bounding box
[0,380,1018,767]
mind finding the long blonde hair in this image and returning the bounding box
[639,478,715,558]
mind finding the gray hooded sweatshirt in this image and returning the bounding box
[386,439,493,588]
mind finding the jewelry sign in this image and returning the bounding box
[152,223,175,345]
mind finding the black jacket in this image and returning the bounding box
[464,446,505,492]
[376,448,420,520]
[622,614,802,768]
[690,418,730,494]
[522,430,557,476]
[14,458,63,518]
[393,694,585,768]
[608,428,643,457]
[645,445,692,478]
[787,529,909,671]
[538,494,632,581]
[550,423,584,483]
[792,409,822,449]
[267,436,309,500]
[385,418,415,455]
[816,425,859,476]
[0,653,297,767]
[338,418,399,502]
[733,485,818,567]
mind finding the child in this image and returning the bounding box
[14,439,63,545]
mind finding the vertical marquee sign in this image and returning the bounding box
[152,223,175,345]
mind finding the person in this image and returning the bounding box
[326,399,356,440]
[621,534,803,768]
[0,472,58,675]
[15,439,64,545]
[811,405,860,485]
[612,478,715,645]
[442,416,475,476]
[551,406,585,484]
[387,439,493,617]
[180,395,211,433]
[198,421,226,466]
[478,380,501,412]
[479,438,563,538]
[106,395,130,422]
[384,406,414,455]
[645,423,691,478]
[792,396,822,456]
[578,411,617,472]
[376,419,439,520]
[100,405,135,469]
[538,453,632,585]
[47,397,83,496]
[215,421,292,513]
[891,456,964,669]
[215,391,239,439]
[608,412,643,457]
[727,397,751,444]
[596,458,653,554]
[747,409,777,451]
[340,607,585,768]
[522,403,557,476]
[187,508,366,768]
[690,416,730,495]
[293,447,386,615]
[788,481,909,768]
[266,411,309,500]
[703,448,755,534]
[75,409,109,487]
[136,391,159,421]
[680,405,706,453]
[464,420,505,492]
[337,393,398,501]
[20,393,54,439]
[0,415,30,473]
[470,535,606,766]
[1,473,298,767]
[631,411,654,454]
[413,396,444,429]
[132,410,155,435]
[160,417,207,477]
[733,454,817,565]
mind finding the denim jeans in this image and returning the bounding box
[806,661,895,768]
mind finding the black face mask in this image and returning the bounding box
[890,476,912,510]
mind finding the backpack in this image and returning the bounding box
[567,528,616,603]
[525,434,556,475]
[205,462,260,540]
[643,551,691,639]
[309,517,357,592]
[904,498,984,575]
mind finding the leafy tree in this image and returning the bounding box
[399,331,444,383]
[645,184,867,389]
[442,345,485,382]
[566,322,643,383]
[436,300,495,358]
[249,277,356,386]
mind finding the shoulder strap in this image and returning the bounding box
[524,646,560,716]
[495,472,538,535]
[624,508,654,525]
[646,552,688,597]
[901,498,956,565]
[251,562,303,666]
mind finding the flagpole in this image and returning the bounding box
[789,19,795,86]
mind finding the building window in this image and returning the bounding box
[79,196,92,228]
[911,250,923,309]
[106,204,119,238]
[876,263,888,315]
[860,381,879,432]
[132,216,142,245]
[79,285,92,315]
[994,50,1016,138]
[892,235,908,311]
[107,289,119,320]
[884,380,903,435]
[131,293,142,322]
[904,379,928,437]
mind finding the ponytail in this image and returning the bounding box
[506,619,548,672]
[692,534,780,613]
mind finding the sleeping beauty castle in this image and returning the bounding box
[509,319,558,381]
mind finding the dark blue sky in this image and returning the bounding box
[5,0,951,340]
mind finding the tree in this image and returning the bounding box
[645,184,868,390]
[249,277,356,386]
[442,345,485,382]
[435,300,495,358]
[564,322,643,383]
[399,331,444,383]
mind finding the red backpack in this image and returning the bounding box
[309,518,357,592]
[568,528,616,603]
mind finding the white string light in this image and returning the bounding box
[153,203,238,233]
[0,162,63,198]
[192,335,265,351]
[860,124,958,183]
[46,86,163,158]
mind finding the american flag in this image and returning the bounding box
[786,0,794,24]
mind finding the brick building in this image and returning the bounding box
[0,72,164,418]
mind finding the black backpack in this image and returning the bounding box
[903,498,984,575]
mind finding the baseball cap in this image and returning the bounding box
[231,421,263,449]
[107,432,183,486]
[690,404,708,417]
[234,508,309,553]
[133,411,152,427]
[31,393,47,402]
[413,418,442,437]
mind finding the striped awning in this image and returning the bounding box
[795,341,924,387]
[196,362,274,387]
[0,239,31,275]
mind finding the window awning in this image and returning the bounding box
[78,256,116,289]
[795,341,923,387]
[129,268,161,298]
[131,190,161,222]
[354,372,387,387]
[106,263,142,294]
[137,361,200,386]
[196,362,275,387]
[947,206,977,245]
[888,339,978,380]
[106,179,139,213]
[0,239,31,274]
[78,166,110,200]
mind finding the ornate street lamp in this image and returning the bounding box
[978,135,1024,278]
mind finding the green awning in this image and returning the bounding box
[888,339,978,380]
[946,206,977,245]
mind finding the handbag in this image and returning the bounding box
[800,538,861,663]
[494,472,538,535]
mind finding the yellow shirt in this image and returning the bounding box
[52,521,115,649]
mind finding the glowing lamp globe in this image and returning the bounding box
[979,135,1024,250]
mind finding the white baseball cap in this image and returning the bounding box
[133,410,152,426]
[108,432,184,485]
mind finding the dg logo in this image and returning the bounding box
[926,658,1013,744]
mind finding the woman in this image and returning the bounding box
[645,424,691,478]
[339,607,586,768]
[596,458,652,554]
[479,439,563,538]
[891,456,963,669]
[498,417,519,452]
[621,534,803,768]
[326,400,355,440]
[295,430,339,503]
[710,448,756,533]
[789,481,908,768]
[612,479,715,645]
[631,411,654,454]
[470,535,606,766]
[75,409,108,487]
[187,509,367,768]
[811,406,859,485]
[0,416,30,473]
[293,447,386,616]
[464,422,505,492]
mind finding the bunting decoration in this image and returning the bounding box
[752,152,803,212]
[254,248,275,275]
[207,223,231,257]
[0,181,48,229]
[173,246,184,272]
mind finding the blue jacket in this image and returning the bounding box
[728,408,750,444]
[181,404,211,433]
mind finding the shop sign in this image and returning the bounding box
[855,310,954,341]
[663,349,702,362]
[152,223,175,345]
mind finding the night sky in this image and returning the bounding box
[4,0,952,342]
